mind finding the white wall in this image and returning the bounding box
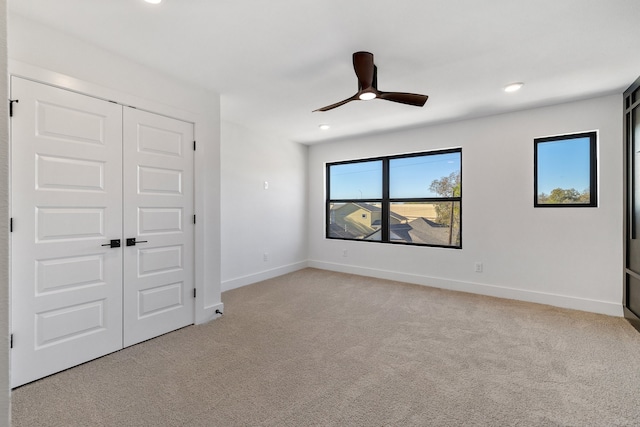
[221,121,308,291]
[309,95,623,316]
[0,2,9,424]
[8,13,223,322]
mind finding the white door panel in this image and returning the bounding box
[36,154,106,192]
[11,77,123,387]
[123,107,194,347]
[138,207,183,234]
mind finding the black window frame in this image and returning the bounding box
[534,131,598,208]
[326,148,462,249]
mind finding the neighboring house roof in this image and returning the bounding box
[372,212,406,226]
[388,223,414,241]
[327,223,360,239]
[406,217,451,246]
[336,202,380,212]
[334,202,407,222]
[363,217,453,246]
[391,211,408,222]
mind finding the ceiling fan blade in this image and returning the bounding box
[353,51,375,90]
[378,91,429,107]
[313,95,357,112]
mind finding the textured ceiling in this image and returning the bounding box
[8,0,640,144]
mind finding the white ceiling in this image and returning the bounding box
[8,0,640,144]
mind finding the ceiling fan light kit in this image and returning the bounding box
[359,92,377,100]
[314,51,429,112]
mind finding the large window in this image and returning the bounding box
[534,131,597,207]
[326,148,462,248]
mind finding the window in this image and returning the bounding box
[534,131,597,207]
[326,148,462,248]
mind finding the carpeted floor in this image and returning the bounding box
[11,268,640,426]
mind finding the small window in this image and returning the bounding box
[326,148,462,248]
[534,132,597,207]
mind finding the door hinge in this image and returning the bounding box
[193,140,196,151]
[10,334,13,349]
[193,214,196,224]
[9,99,18,118]
[9,218,12,232]
[193,288,197,298]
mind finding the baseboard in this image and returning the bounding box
[308,260,623,317]
[222,261,309,292]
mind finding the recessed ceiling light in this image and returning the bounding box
[359,92,377,101]
[319,124,330,131]
[504,82,524,93]
[144,0,162,4]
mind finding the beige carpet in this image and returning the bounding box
[11,268,640,426]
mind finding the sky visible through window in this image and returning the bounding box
[390,153,460,198]
[537,136,591,195]
[329,152,461,200]
[329,160,382,199]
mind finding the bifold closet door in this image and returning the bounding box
[10,77,124,387]
[122,107,195,347]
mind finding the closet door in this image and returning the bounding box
[122,108,194,347]
[10,78,124,387]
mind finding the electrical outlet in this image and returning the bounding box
[342,249,348,257]
[263,252,269,262]
[263,181,269,190]
[474,262,483,273]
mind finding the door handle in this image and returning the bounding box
[101,239,121,248]
[126,238,148,246]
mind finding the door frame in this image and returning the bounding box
[8,60,223,335]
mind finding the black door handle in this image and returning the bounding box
[126,238,149,246]
[101,239,121,248]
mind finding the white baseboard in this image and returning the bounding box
[308,260,623,317]
[222,261,309,292]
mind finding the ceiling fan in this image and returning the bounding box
[313,51,429,112]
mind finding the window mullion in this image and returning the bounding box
[382,159,390,242]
